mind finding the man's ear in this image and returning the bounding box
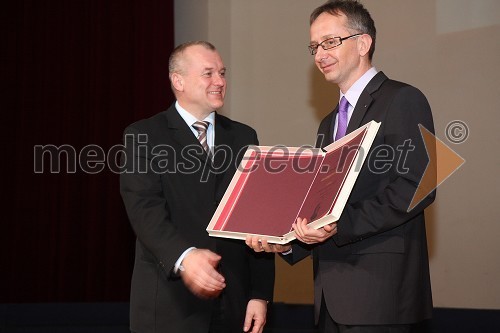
[171,73,184,92]
[357,34,372,58]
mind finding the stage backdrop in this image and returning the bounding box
[5,0,174,302]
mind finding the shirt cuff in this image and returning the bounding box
[173,247,196,274]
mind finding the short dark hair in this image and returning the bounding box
[168,41,217,75]
[310,0,376,60]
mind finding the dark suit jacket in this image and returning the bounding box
[285,72,435,325]
[120,104,275,333]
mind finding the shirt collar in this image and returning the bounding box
[340,67,378,107]
[175,101,215,127]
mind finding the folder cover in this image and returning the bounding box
[207,121,381,244]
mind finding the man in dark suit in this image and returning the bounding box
[121,41,274,333]
[247,1,435,332]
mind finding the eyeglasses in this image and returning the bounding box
[308,33,362,55]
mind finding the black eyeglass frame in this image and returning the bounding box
[308,33,363,55]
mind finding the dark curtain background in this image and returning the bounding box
[4,0,175,302]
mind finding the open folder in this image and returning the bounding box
[207,120,381,244]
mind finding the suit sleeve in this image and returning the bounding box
[120,126,190,275]
[248,250,275,301]
[333,85,436,246]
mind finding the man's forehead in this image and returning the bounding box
[310,14,348,41]
[182,50,224,69]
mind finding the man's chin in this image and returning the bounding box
[323,72,339,84]
[210,101,224,110]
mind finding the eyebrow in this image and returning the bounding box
[202,67,226,72]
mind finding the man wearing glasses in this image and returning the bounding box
[247,1,435,332]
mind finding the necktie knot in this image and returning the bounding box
[192,121,209,134]
[335,96,350,141]
[338,96,349,115]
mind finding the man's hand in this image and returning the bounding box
[245,235,291,253]
[243,299,268,333]
[179,249,226,299]
[293,217,337,244]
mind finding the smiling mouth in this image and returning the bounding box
[321,63,336,72]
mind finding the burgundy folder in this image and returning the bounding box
[207,121,380,244]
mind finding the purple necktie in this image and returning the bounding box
[335,96,350,141]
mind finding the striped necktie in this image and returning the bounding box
[192,121,210,155]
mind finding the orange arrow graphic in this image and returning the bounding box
[408,124,465,211]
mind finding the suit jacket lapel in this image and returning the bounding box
[214,113,235,170]
[165,104,210,164]
[317,112,334,148]
[346,71,388,134]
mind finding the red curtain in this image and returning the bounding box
[5,0,174,302]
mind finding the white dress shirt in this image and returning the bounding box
[332,67,378,139]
